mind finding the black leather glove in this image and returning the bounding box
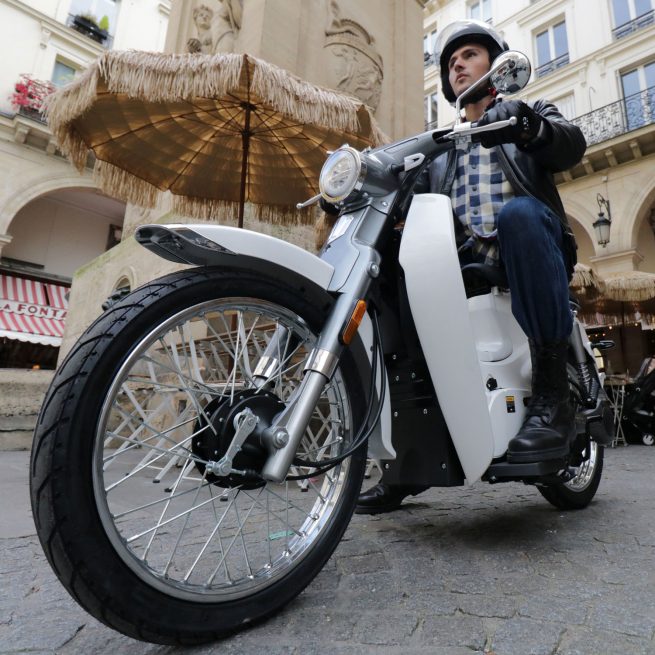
[319,197,341,216]
[477,100,543,148]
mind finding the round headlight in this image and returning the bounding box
[319,147,365,202]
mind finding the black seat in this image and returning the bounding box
[461,263,509,298]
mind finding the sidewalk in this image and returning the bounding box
[2,446,655,654]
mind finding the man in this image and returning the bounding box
[357,19,587,515]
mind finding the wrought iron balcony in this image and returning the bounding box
[612,9,654,39]
[424,52,436,68]
[570,86,655,147]
[535,52,569,78]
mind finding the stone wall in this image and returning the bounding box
[0,369,54,450]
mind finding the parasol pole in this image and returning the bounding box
[238,101,251,229]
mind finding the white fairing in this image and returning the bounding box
[164,224,395,460]
[400,195,534,481]
[400,195,496,482]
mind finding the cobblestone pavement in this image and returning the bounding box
[2,446,655,654]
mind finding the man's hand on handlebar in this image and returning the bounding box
[477,100,543,148]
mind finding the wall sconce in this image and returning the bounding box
[593,193,611,247]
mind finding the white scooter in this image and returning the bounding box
[30,50,612,645]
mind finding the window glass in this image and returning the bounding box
[621,69,641,97]
[536,30,550,65]
[612,0,631,25]
[52,61,76,87]
[635,0,652,17]
[470,2,480,19]
[482,0,491,19]
[553,21,568,58]
[645,61,655,88]
[554,94,576,120]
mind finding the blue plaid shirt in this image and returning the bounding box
[450,143,515,266]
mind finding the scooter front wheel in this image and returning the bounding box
[30,267,367,644]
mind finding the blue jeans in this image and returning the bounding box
[496,197,573,344]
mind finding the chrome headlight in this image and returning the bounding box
[319,146,366,203]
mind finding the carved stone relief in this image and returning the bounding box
[324,0,384,112]
[187,0,243,54]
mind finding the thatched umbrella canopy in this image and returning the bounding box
[570,263,605,297]
[45,50,388,227]
[602,271,655,302]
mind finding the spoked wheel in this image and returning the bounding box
[538,441,604,509]
[30,268,367,644]
[538,364,604,510]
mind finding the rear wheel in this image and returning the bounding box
[537,441,604,509]
[30,267,367,644]
[538,363,604,510]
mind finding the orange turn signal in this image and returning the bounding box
[341,300,367,345]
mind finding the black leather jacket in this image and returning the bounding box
[418,98,586,271]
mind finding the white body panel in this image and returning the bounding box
[469,291,531,458]
[400,195,496,483]
[174,224,395,460]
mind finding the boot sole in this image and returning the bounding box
[506,444,570,464]
[354,502,404,515]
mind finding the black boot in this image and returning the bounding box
[355,482,428,515]
[507,340,574,464]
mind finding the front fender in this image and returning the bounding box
[135,223,394,460]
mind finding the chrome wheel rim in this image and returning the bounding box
[92,298,353,602]
[564,441,598,491]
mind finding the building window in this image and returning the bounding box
[423,29,437,66]
[535,21,569,78]
[51,60,77,87]
[553,94,576,120]
[611,0,654,39]
[468,0,492,23]
[621,62,655,130]
[424,91,438,130]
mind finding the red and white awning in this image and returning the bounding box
[0,274,69,346]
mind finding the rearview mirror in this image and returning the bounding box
[489,51,531,96]
[455,50,532,123]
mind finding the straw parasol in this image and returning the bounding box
[601,270,655,302]
[45,51,388,227]
[569,262,605,297]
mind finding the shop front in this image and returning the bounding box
[0,272,69,369]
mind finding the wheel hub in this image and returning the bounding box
[193,389,284,489]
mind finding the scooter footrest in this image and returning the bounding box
[484,458,567,482]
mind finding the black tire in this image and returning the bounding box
[30,267,367,645]
[537,441,604,509]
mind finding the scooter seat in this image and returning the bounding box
[461,263,508,298]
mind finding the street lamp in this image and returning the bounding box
[593,193,612,247]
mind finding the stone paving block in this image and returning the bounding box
[518,593,588,625]
[490,617,565,655]
[556,626,651,655]
[457,594,518,619]
[419,615,487,650]
[588,593,655,638]
[351,611,419,645]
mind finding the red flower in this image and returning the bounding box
[10,74,56,113]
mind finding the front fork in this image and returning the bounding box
[258,255,381,482]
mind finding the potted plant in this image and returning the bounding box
[72,13,108,43]
[10,74,55,120]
